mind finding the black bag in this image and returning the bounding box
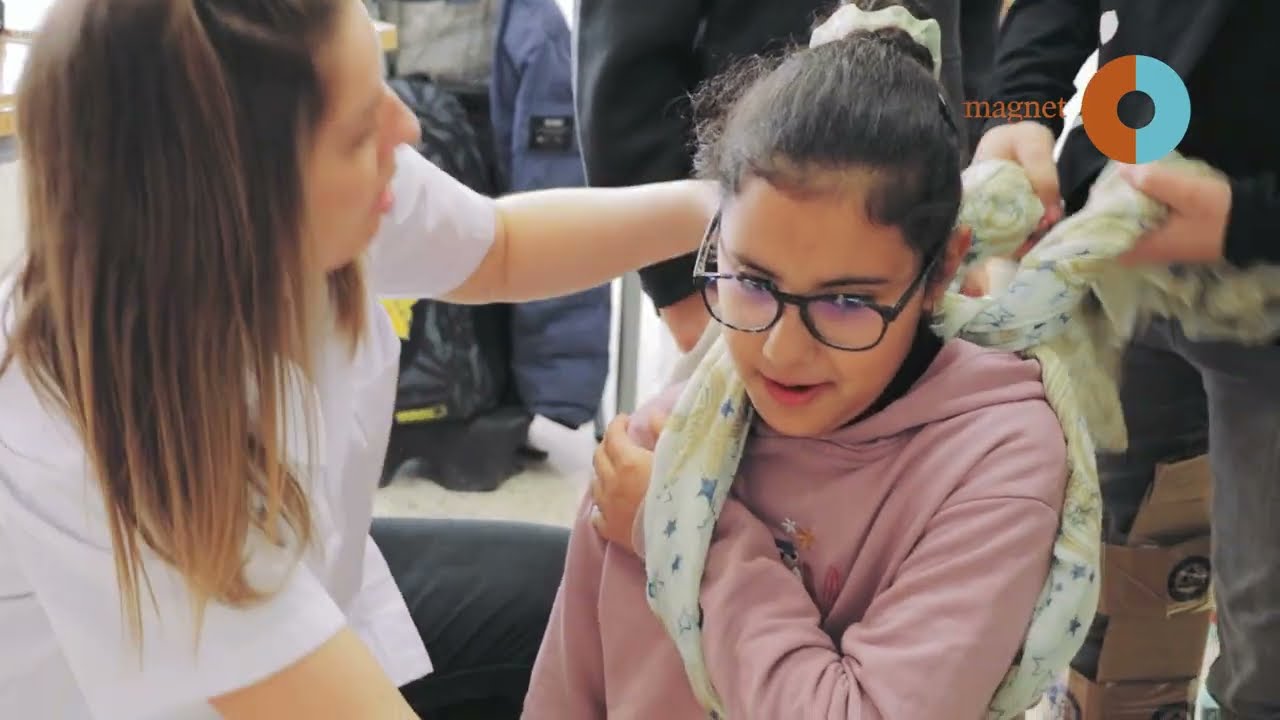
[379,74,534,491]
[390,299,506,427]
[388,73,497,195]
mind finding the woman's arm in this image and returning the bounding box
[445,179,717,304]
[696,416,1066,719]
[0,459,411,719]
[368,145,716,304]
[210,628,417,720]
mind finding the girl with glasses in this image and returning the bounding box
[525,1,1069,717]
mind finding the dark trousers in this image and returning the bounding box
[370,517,569,720]
[1074,319,1280,719]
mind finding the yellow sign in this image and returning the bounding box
[381,299,416,340]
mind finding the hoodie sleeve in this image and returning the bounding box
[522,492,609,720]
[697,432,1065,718]
[523,382,687,718]
[626,381,687,453]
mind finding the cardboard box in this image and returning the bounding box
[1053,670,1197,720]
[1127,454,1212,545]
[1073,611,1212,683]
[1070,454,1214,685]
[1099,535,1213,617]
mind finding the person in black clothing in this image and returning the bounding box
[958,0,1003,152]
[574,0,999,352]
[975,1,1280,717]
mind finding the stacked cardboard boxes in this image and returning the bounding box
[1053,454,1214,719]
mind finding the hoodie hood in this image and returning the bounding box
[754,339,1048,446]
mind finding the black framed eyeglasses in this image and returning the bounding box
[691,210,942,352]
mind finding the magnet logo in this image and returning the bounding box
[1080,54,1191,164]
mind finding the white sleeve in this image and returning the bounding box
[346,537,433,687]
[0,460,347,720]
[366,144,498,299]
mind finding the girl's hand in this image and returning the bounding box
[589,413,667,555]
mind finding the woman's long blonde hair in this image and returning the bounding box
[1,0,367,640]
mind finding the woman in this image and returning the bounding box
[0,0,713,718]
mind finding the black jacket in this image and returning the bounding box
[988,0,1280,267]
[573,0,976,309]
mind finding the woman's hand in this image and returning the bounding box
[589,413,667,554]
[972,121,1065,230]
[1114,163,1232,265]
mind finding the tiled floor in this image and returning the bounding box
[375,415,597,528]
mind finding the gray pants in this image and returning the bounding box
[1085,318,1280,719]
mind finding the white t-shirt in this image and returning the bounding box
[0,145,496,720]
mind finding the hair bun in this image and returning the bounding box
[810,0,942,79]
[859,25,934,74]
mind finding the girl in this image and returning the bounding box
[523,1,1069,717]
[0,0,713,718]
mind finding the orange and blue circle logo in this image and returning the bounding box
[1081,54,1190,164]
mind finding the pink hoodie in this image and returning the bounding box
[523,340,1068,720]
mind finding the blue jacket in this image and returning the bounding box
[490,0,611,428]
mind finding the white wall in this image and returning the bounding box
[4,0,54,33]
[553,0,573,23]
[0,151,22,269]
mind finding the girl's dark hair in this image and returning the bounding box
[693,0,962,260]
